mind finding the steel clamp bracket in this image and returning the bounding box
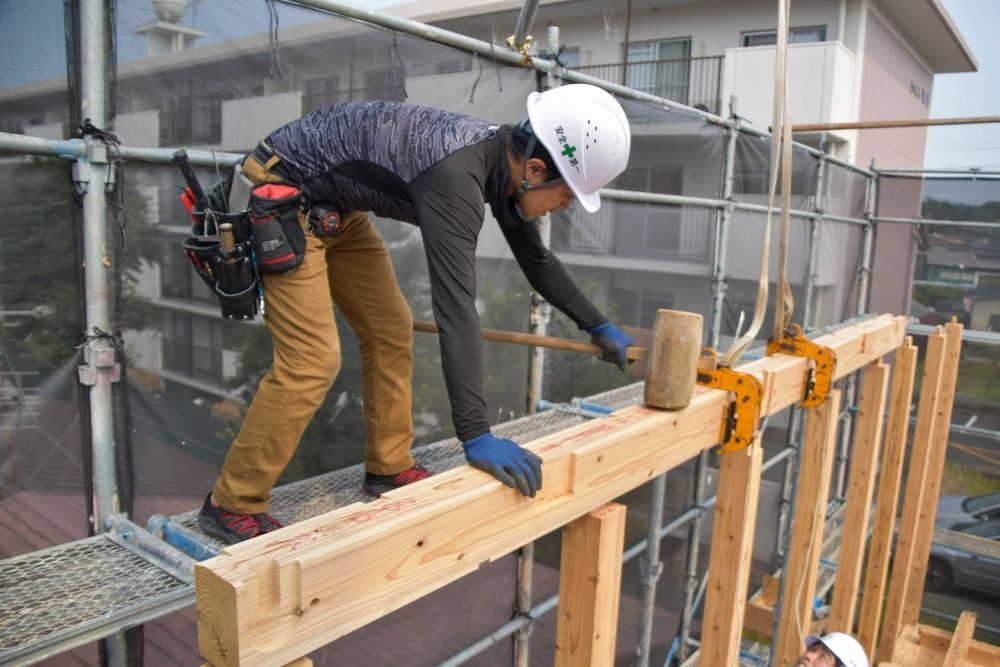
[767,323,837,408]
[696,348,763,453]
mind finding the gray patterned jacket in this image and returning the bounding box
[264,101,605,442]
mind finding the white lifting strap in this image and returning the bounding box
[721,0,795,368]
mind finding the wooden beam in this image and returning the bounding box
[700,442,764,664]
[828,361,890,632]
[195,315,905,667]
[856,338,918,658]
[943,612,977,667]
[774,390,842,667]
[919,622,1000,665]
[744,575,780,639]
[792,115,1000,132]
[554,503,627,667]
[902,320,964,626]
[878,326,948,663]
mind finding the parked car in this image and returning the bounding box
[926,518,1000,595]
[935,489,1000,529]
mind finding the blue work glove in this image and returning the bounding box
[588,321,635,371]
[462,432,543,497]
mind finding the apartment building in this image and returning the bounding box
[0,0,976,400]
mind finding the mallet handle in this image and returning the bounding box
[413,320,646,361]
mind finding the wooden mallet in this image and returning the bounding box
[413,308,703,410]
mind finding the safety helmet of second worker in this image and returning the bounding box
[796,632,869,667]
[510,83,631,213]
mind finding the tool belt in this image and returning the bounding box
[176,143,349,321]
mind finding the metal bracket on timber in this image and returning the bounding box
[695,348,763,453]
[766,323,837,408]
[195,314,908,667]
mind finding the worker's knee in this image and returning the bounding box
[273,339,341,387]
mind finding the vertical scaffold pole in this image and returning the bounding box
[516,26,561,667]
[676,97,739,663]
[801,148,827,330]
[79,0,127,664]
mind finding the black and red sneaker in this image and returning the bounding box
[363,465,431,497]
[198,493,278,544]
[253,511,284,534]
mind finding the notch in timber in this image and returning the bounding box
[767,323,837,408]
[696,349,763,453]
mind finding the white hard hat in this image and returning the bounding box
[806,632,869,667]
[525,84,631,212]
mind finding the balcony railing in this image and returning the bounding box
[570,56,723,115]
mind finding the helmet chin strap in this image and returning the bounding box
[512,125,563,201]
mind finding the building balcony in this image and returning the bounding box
[721,41,858,142]
[570,56,724,116]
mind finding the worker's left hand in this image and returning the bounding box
[588,321,635,371]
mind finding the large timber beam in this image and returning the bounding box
[196,315,906,667]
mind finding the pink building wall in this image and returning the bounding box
[855,9,933,316]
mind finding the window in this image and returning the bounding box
[361,68,406,102]
[612,165,685,257]
[162,311,224,384]
[741,26,827,47]
[304,76,341,113]
[625,38,692,104]
[161,81,234,145]
[560,47,580,69]
[611,288,674,330]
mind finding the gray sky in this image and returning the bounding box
[0,0,995,170]
[925,0,1000,170]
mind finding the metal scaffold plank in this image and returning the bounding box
[195,315,906,667]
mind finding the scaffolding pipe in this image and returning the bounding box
[793,114,1000,132]
[874,216,1000,229]
[78,1,129,663]
[876,167,1000,177]
[635,474,667,667]
[801,151,828,330]
[0,131,242,167]
[511,0,540,52]
[516,27,562,667]
[709,100,740,350]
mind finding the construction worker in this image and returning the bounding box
[197,84,634,543]
[795,632,869,667]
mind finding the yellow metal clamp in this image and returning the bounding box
[767,323,837,408]
[696,349,763,453]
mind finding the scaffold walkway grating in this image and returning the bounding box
[0,383,643,664]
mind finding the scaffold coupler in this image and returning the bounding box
[767,323,837,408]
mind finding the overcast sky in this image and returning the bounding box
[925,0,1000,170]
[0,0,995,170]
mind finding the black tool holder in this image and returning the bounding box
[175,149,260,321]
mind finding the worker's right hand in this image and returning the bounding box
[462,432,543,497]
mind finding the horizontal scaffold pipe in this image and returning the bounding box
[195,314,907,667]
[876,167,1000,178]
[794,115,1000,132]
[0,131,243,167]
[876,215,1000,229]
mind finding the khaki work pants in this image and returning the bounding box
[213,156,415,513]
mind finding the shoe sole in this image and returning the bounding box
[197,512,247,544]
[362,482,390,497]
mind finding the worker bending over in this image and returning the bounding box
[198,84,634,543]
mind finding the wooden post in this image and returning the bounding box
[774,390,842,667]
[555,503,627,667]
[943,612,977,667]
[902,320,963,625]
[878,326,948,663]
[856,339,918,658]
[700,443,764,665]
[828,361,890,632]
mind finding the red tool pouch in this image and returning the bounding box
[248,183,306,274]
